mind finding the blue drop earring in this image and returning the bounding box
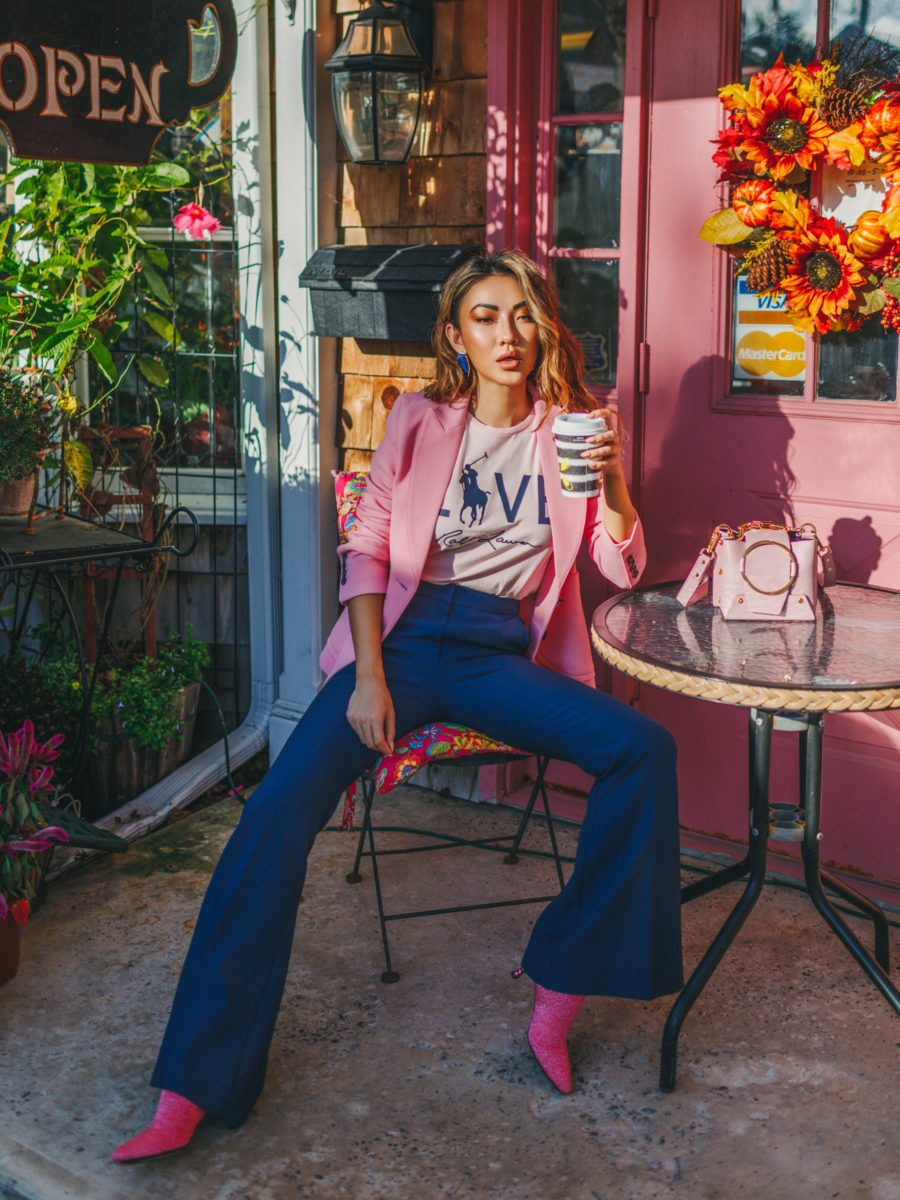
[456,352,470,375]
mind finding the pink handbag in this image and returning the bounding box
[676,522,835,621]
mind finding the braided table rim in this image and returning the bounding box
[591,629,900,713]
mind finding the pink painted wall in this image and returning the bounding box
[639,0,900,883]
[486,0,900,884]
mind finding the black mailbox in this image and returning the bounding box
[298,244,476,341]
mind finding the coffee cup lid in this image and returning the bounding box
[552,412,604,436]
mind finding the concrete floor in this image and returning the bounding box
[1,788,899,1200]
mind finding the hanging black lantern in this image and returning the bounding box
[325,2,430,165]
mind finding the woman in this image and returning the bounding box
[112,250,683,1162]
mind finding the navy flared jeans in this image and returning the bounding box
[151,582,683,1125]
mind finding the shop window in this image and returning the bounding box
[89,101,242,468]
[728,0,900,407]
[543,0,628,390]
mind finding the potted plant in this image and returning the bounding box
[81,625,211,819]
[0,369,49,516]
[0,720,69,986]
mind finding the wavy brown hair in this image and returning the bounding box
[424,249,596,416]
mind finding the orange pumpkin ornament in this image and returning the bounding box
[848,210,891,258]
[732,180,775,227]
[863,98,900,140]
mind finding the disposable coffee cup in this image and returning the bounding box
[552,412,606,498]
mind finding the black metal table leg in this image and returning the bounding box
[659,708,773,1092]
[800,715,900,1014]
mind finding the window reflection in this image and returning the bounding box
[190,6,223,87]
[830,1,900,61]
[557,0,627,115]
[817,318,898,402]
[741,0,816,82]
[554,123,622,249]
[554,259,619,387]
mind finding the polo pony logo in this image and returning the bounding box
[459,458,490,527]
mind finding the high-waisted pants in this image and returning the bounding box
[151,581,684,1126]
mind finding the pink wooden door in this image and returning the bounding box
[640,0,900,883]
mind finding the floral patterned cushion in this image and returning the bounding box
[340,722,525,830]
[332,469,368,544]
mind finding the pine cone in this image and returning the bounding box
[746,241,793,293]
[818,86,869,130]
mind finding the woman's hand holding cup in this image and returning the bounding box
[552,409,623,498]
[579,408,624,479]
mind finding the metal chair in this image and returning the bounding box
[332,470,572,982]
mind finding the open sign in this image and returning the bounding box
[0,1,237,165]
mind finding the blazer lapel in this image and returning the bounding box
[405,398,469,572]
[535,400,585,584]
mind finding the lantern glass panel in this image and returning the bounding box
[343,23,373,55]
[376,19,418,56]
[373,70,422,161]
[332,72,376,162]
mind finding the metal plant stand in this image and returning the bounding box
[0,506,199,796]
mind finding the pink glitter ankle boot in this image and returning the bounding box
[527,983,584,1093]
[111,1090,206,1163]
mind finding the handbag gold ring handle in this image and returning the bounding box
[740,539,798,596]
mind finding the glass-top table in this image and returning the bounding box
[592,582,900,1092]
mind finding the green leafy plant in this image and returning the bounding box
[0,112,230,398]
[0,159,192,388]
[0,369,49,486]
[0,650,83,781]
[91,625,211,752]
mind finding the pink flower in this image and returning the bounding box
[0,721,35,778]
[28,765,55,793]
[0,721,64,779]
[6,826,69,854]
[174,202,221,241]
[30,732,64,766]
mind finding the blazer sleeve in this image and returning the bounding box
[336,398,406,603]
[584,496,646,589]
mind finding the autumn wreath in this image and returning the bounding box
[699,48,900,335]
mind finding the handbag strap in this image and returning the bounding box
[711,520,835,587]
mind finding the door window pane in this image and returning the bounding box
[741,0,816,82]
[817,319,898,402]
[554,123,622,249]
[556,0,627,115]
[554,259,619,386]
[830,2,900,61]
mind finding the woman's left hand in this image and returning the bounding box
[580,408,625,479]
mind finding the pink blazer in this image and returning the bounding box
[319,392,646,687]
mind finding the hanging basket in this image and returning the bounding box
[0,914,23,987]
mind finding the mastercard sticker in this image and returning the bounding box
[735,330,806,379]
[732,278,807,383]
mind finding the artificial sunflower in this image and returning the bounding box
[739,88,833,180]
[780,219,869,333]
[719,57,795,114]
